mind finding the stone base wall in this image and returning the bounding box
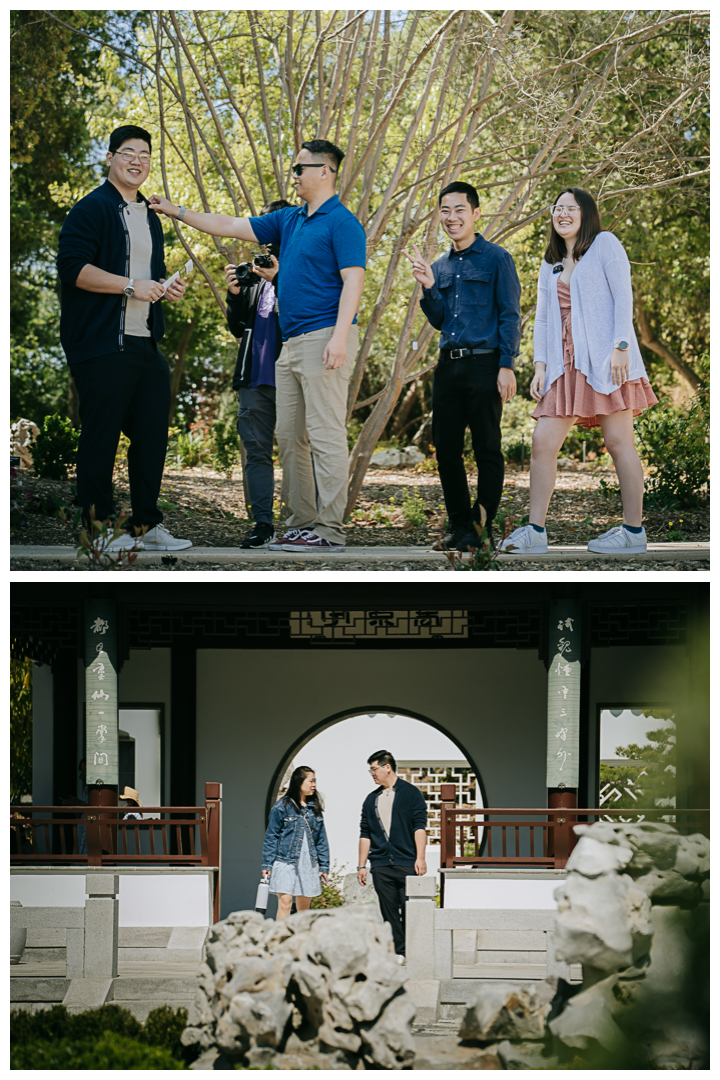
[22,926,209,965]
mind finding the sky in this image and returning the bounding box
[599,709,675,760]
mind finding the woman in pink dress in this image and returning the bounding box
[498,187,657,555]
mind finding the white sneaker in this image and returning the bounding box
[396,955,406,966]
[94,532,144,554]
[496,524,548,554]
[587,525,647,553]
[142,524,193,551]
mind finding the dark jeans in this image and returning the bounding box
[71,337,170,530]
[431,352,504,533]
[371,864,416,957]
[237,384,276,524]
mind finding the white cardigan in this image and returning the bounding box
[533,231,649,397]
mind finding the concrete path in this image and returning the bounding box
[10,541,709,565]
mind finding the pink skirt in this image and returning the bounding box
[532,279,658,430]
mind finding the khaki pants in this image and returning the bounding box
[275,325,358,545]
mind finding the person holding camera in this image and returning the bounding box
[56,125,192,552]
[150,139,366,552]
[404,181,521,551]
[225,198,291,548]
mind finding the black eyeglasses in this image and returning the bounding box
[292,163,336,176]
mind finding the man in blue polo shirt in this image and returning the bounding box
[404,180,521,551]
[150,140,366,551]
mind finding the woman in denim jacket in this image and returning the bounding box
[262,766,330,919]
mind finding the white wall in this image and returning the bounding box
[443,875,564,910]
[119,709,162,811]
[295,714,474,874]
[120,649,171,803]
[10,871,212,927]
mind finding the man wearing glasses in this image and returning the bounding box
[57,125,191,551]
[357,750,427,965]
[150,139,366,552]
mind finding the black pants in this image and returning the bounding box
[371,864,416,957]
[71,337,171,530]
[431,352,504,533]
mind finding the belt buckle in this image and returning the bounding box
[449,348,464,360]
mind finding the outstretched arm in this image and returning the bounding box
[149,195,258,242]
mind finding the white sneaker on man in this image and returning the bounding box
[142,524,193,551]
[496,524,548,554]
[587,525,647,553]
[93,532,145,554]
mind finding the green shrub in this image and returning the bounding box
[31,413,79,480]
[211,419,241,479]
[636,370,710,508]
[144,1005,198,1064]
[498,396,536,461]
[11,1031,183,1070]
[310,862,347,909]
[400,490,427,528]
[176,425,210,468]
[10,1003,141,1043]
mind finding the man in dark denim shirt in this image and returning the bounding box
[405,181,521,549]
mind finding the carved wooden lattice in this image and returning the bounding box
[396,761,477,845]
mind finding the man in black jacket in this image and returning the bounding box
[357,750,427,962]
[224,199,290,548]
[56,125,191,551]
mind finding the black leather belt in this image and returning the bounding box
[439,346,499,360]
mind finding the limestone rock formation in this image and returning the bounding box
[183,906,416,1070]
[369,446,425,468]
[342,871,380,907]
[460,982,554,1044]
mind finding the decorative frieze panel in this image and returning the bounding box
[289,610,468,640]
[590,605,687,647]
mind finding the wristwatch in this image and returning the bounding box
[123,278,135,298]
[615,340,629,351]
[357,865,367,870]
[177,206,187,221]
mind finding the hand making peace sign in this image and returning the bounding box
[401,244,435,288]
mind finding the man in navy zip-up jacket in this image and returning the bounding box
[357,750,427,961]
[56,124,190,551]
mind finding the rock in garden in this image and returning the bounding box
[460,981,554,1044]
[496,1039,559,1069]
[342,872,380,907]
[10,418,39,469]
[369,446,425,468]
[182,906,416,1070]
[553,870,653,973]
[412,1036,502,1070]
[548,972,630,1053]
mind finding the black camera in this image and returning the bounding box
[234,247,277,286]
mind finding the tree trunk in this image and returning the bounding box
[169,318,197,423]
[634,288,701,391]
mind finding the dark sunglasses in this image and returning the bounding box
[292,162,336,176]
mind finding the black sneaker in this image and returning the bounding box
[240,522,276,549]
[432,528,473,551]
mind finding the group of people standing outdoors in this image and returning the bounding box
[57,124,657,556]
[261,751,427,963]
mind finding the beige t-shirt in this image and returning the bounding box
[377,787,395,838]
[124,200,153,338]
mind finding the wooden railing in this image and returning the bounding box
[11,781,223,921]
[440,804,710,870]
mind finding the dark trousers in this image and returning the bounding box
[431,352,504,533]
[237,384,276,524]
[371,864,416,957]
[71,337,170,530]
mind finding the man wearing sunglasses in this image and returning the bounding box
[56,125,191,552]
[150,140,366,552]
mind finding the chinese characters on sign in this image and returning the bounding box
[546,602,581,787]
[289,610,468,640]
[84,601,118,786]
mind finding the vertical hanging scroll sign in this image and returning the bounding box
[85,601,119,787]
[546,601,581,788]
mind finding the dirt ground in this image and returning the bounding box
[10,461,709,572]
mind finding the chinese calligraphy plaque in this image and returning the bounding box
[84,601,118,785]
[546,601,582,787]
[289,610,468,640]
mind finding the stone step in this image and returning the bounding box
[112,976,199,1000]
[10,542,710,565]
[10,977,67,1002]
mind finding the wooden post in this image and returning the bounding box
[548,790,577,866]
[206,782,222,923]
[440,784,456,869]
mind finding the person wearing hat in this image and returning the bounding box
[119,786,143,820]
